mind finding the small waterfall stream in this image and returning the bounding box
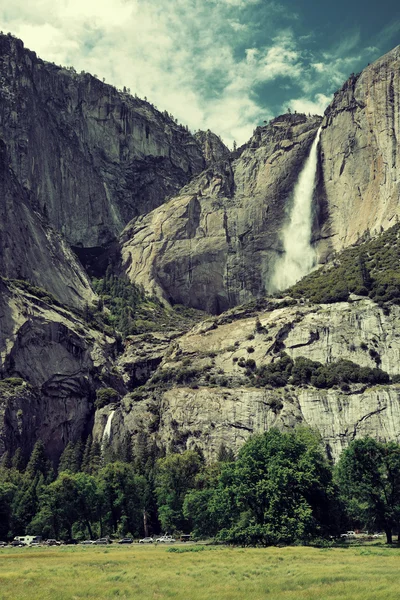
[271,126,322,291]
[102,410,115,445]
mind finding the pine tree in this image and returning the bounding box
[88,440,102,474]
[25,440,51,482]
[217,443,235,463]
[81,435,93,474]
[11,447,25,472]
[0,450,11,469]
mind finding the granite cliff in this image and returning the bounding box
[92,296,400,463]
[320,45,400,253]
[0,278,116,461]
[121,114,322,312]
[120,46,400,310]
[0,139,94,310]
[1,36,400,465]
[0,33,224,248]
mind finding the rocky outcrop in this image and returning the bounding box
[0,140,94,310]
[0,280,116,462]
[319,45,400,254]
[121,114,322,312]
[0,34,207,247]
[92,297,400,462]
[156,384,400,463]
[194,130,230,165]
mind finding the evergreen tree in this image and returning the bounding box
[88,440,102,474]
[81,436,93,474]
[25,441,52,482]
[217,443,235,463]
[0,451,12,469]
[11,447,25,472]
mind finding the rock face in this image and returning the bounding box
[0,280,116,462]
[0,34,207,247]
[0,140,95,310]
[120,46,400,310]
[121,114,322,312]
[2,35,400,466]
[156,385,400,463]
[194,130,230,166]
[319,45,400,254]
[93,297,400,463]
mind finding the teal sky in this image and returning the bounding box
[0,0,399,146]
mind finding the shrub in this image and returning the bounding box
[95,387,119,409]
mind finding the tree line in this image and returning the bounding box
[0,430,399,545]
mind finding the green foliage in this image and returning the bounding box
[288,223,400,304]
[252,353,390,389]
[1,431,399,546]
[150,366,204,387]
[155,451,203,533]
[90,271,205,338]
[95,387,120,409]
[336,438,400,544]
[12,280,58,306]
[58,441,83,474]
[0,378,28,397]
[184,429,339,546]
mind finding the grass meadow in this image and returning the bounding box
[0,543,398,600]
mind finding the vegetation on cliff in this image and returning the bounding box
[90,270,205,337]
[288,224,400,305]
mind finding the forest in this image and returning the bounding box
[1,429,399,546]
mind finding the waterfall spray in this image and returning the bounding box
[271,126,322,291]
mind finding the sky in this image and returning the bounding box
[0,0,399,147]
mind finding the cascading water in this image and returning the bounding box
[271,127,322,291]
[102,410,115,445]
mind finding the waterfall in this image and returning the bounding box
[102,410,115,445]
[271,126,322,291]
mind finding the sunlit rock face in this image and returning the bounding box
[92,298,400,463]
[0,34,207,247]
[120,46,400,311]
[121,114,322,313]
[319,45,400,254]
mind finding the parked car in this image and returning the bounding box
[118,538,134,544]
[45,539,61,546]
[80,540,94,545]
[156,536,175,543]
[93,538,111,545]
[0,541,7,547]
[340,531,356,538]
[139,537,153,544]
[11,540,26,546]
[29,542,41,547]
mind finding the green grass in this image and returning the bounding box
[0,544,398,599]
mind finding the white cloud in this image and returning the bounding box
[287,93,332,116]
[0,0,308,146]
[0,1,381,147]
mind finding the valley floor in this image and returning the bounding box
[0,543,398,599]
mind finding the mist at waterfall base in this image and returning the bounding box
[271,127,322,292]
